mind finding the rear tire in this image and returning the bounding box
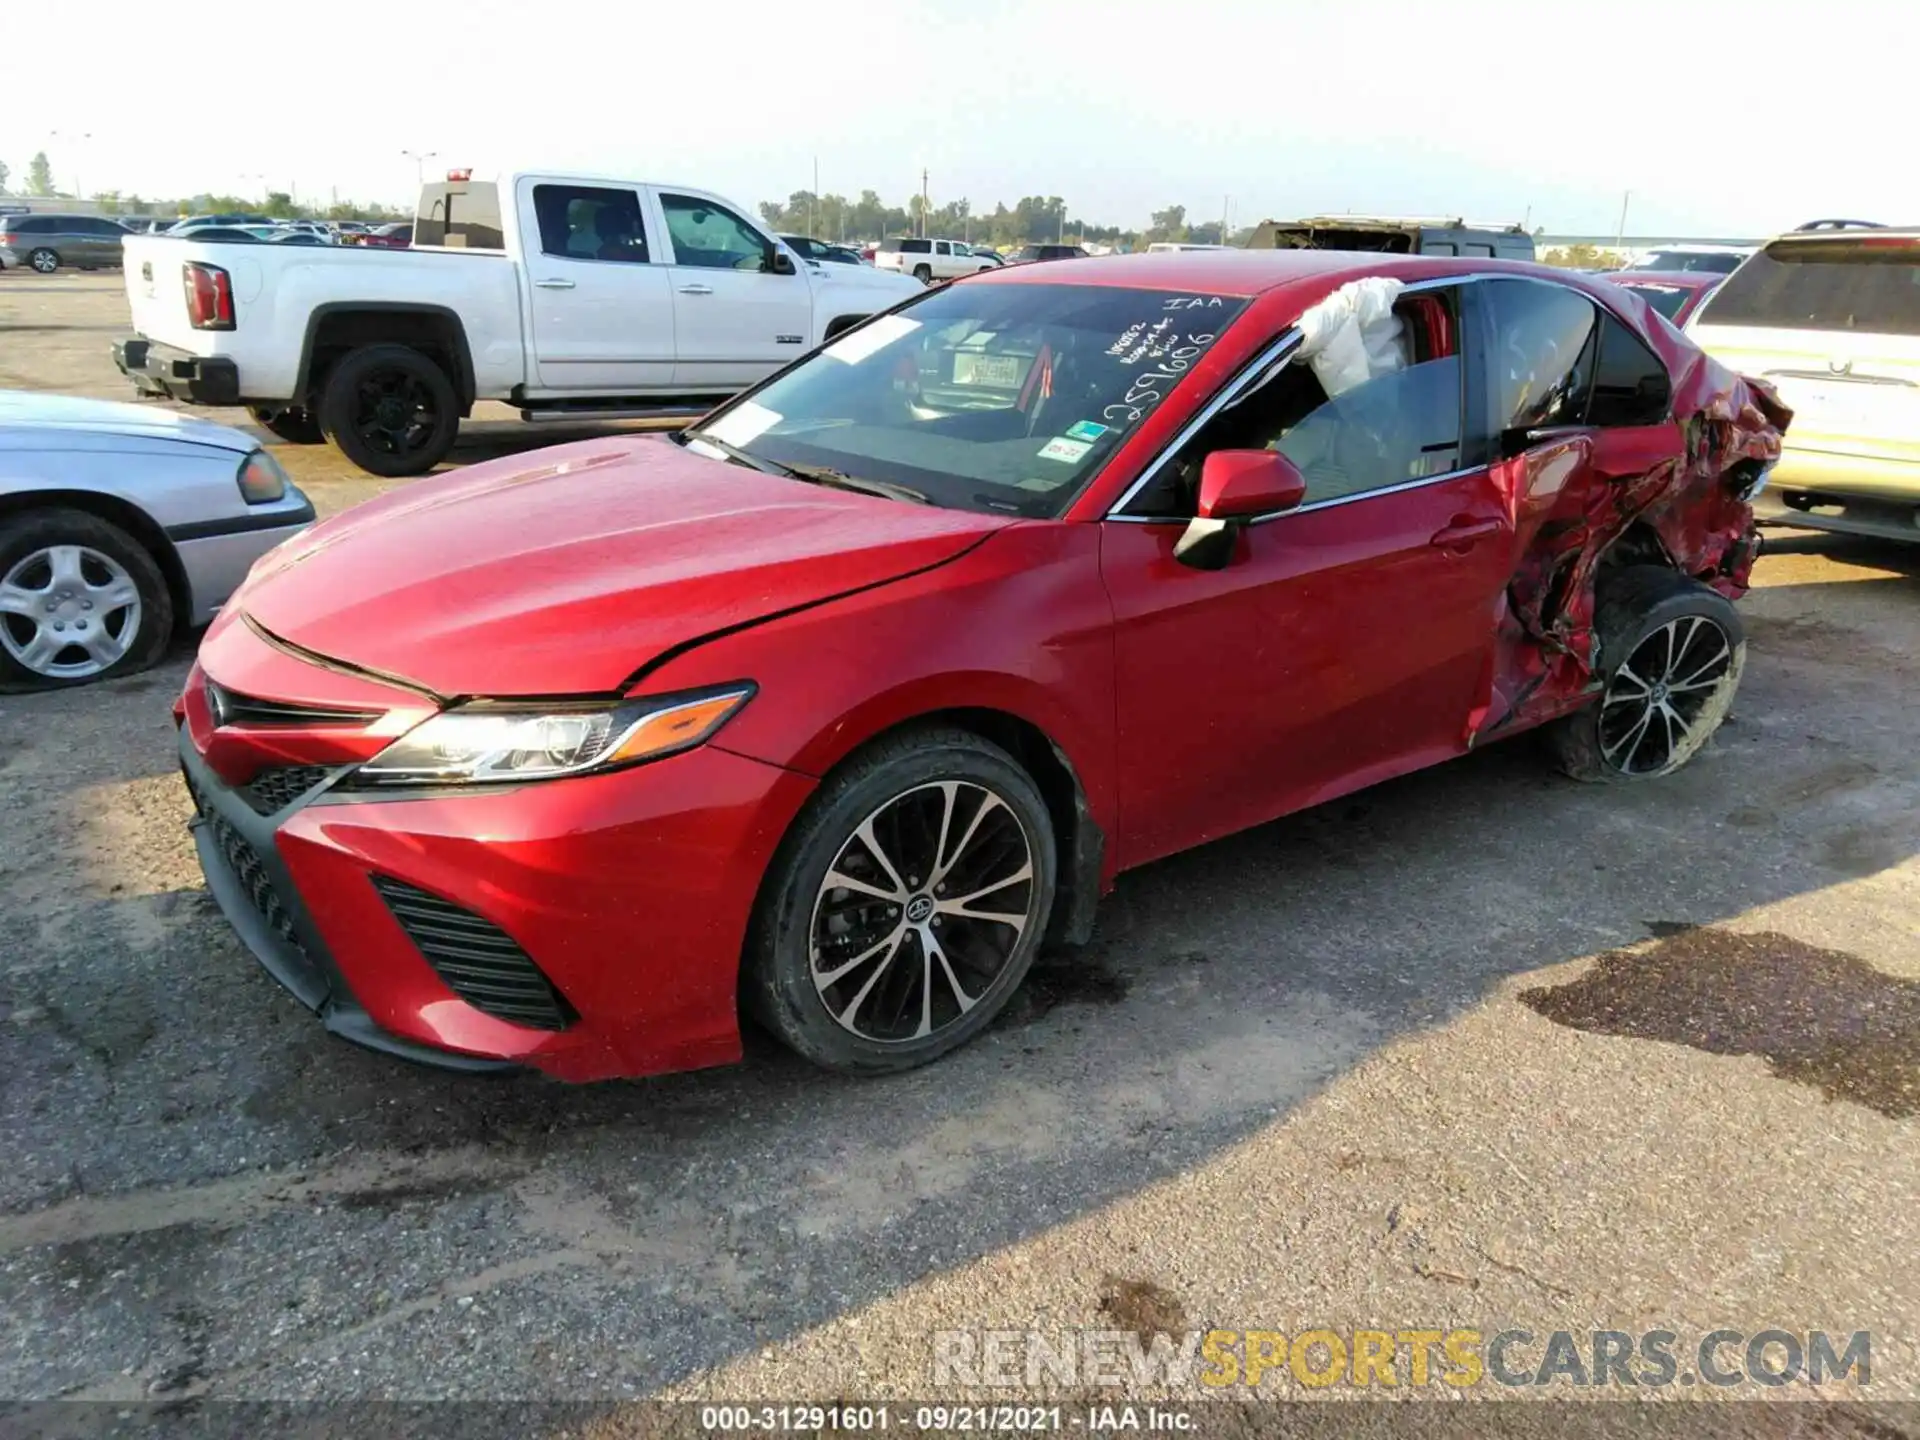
[317,343,459,478]
[0,508,173,692]
[28,248,58,274]
[249,405,325,445]
[1545,566,1745,783]
[912,263,933,284]
[746,727,1057,1075]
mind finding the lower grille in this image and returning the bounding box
[186,773,306,958]
[371,877,575,1031]
[241,765,332,816]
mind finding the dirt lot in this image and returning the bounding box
[1,271,1916,1410]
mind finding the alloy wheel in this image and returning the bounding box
[809,780,1037,1043]
[353,369,438,459]
[29,249,57,274]
[1598,614,1741,777]
[0,544,143,679]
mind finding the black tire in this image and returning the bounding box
[316,343,459,478]
[249,405,325,444]
[912,263,933,284]
[0,508,173,693]
[28,248,58,275]
[746,726,1058,1075]
[1545,565,1745,783]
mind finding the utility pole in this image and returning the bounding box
[401,150,437,190]
[1614,190,1631,259]
[811,156,818,239]
[920,169,929,238]
[1221,194,1230,244]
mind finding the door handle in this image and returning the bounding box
[1429,516,1502,550]
[677,284,714,296]
[533,278,575,289]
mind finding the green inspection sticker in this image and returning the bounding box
[1065,420,1109,442]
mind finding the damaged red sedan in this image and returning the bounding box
[176,251,1788,1082]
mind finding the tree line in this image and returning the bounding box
[756,191,1256,249]
[0,151,406,222]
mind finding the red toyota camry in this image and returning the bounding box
[177,251,1788,1082]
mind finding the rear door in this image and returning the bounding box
[1689,235,1920,481]
[654,189,814,389]
[514,178,676,392]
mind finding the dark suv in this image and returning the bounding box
[1012,243,1089,263]
[0,213,131,273]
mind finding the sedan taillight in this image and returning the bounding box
[183,261,235,330]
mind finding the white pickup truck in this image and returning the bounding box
[113,170,923,476]
[871,237,999,284]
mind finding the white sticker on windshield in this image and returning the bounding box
[823,314,921,365]
[702,400,781,447]
[1037,437,1093,464]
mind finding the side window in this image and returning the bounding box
[532,184,649,264]
[659,194,773,271]
[934,240,951,256]
[1132,289,1465,516]
[1425,242,1456,256]
[1460,243,1495,258]
[902,238,930,254]
[1483,279,1598,431]
[1587,314,1672,426]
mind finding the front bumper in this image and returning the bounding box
[114,337,241,406]
[178,702,815,1083]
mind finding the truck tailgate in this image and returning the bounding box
[122,235,245,353]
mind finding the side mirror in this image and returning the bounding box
[1175,450,1306,570]
[769,249,797,276]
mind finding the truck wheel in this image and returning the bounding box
[317,344,459,478]
[1545,566,1745,783]
[28,249,59,274]
[249,406,325,445]
[912,264,933,284]
[0,508,173,692]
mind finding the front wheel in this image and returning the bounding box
[746,728,1057,1075]
[317,343,459,478]
[28,249,58,274]
[1546,566,1745,782]
[0,508,173,691]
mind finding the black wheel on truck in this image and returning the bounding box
[912,263,933,283]
[249,406,326,445]
[316,344,460,478]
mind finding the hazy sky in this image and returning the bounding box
[8,0,1913,235]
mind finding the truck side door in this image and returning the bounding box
[515,178,676,393]
[652,189,815,389]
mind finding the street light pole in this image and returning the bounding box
[49,131,92,199]
[401,150,438,192]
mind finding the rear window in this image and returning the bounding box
[899,238,930,253]
[1697,239,1920,335]
[414,182,505,250]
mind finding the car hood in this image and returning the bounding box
[234,434,1012,697]
[0,390,257,453]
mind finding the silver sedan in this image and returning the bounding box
[0,392,313,690]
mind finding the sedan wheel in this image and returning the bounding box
[748,728,1057,1074]
[0,510,173,691]
[1596,614,1740,776]
[811,780,1036,1043]
[1546,565,1744,783]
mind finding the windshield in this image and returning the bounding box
[686,282,1250,517]
[1698,238,1920,335]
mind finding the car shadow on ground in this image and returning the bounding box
[0,540,1916,1398]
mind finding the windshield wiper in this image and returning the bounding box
[680,431,789,477]
[783,463,932,506]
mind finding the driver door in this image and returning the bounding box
[1099,283,1514,869]
[652,189,814,388]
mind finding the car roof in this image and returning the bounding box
[970,248,1598,299]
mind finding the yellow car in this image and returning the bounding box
[1687,221,1920,541]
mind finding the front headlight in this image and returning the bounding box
[352,686,754,787]
[237,448,290,504]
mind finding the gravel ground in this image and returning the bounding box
[0,271,1915,1412]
